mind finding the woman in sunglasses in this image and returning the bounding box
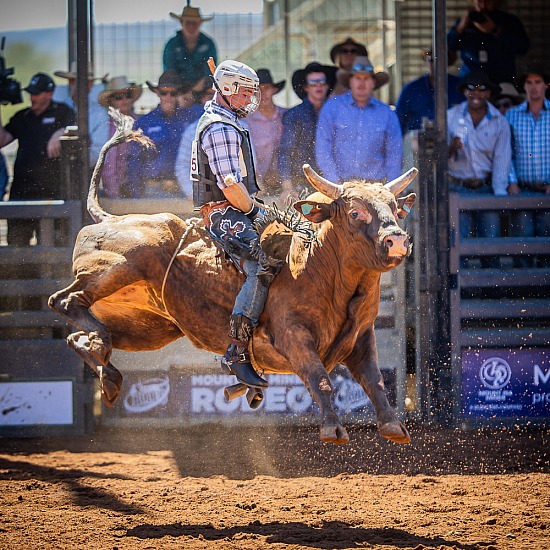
[98,76,142,198]
[128,70,190,198]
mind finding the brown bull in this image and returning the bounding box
[49,112,417,445]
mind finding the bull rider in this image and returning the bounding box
[191,59,280,389]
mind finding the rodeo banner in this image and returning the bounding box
[102,365,396,423]
[461,348,550,419]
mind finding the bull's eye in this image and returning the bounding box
[351,211,359,219]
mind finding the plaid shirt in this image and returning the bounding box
[506,99,550,185]
[201,100,245,189]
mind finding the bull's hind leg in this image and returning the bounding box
[49,266,142,406]
[66,331,122,407]
[344,327,410,444]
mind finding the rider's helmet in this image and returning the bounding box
[213,60,260,118]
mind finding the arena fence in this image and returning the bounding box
[448,195,550,427]
[0,200,94,437]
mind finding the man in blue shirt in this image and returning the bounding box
[396,47,464,135]
[278,62,334,200]
[163,5,217,89]
[315,56,402,183]
[447,70,512,268]
[128,70,189,198]
[506,66,550,267]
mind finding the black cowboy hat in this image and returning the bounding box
[458,70,500,94]
[255,69,285,93]
[329,37,368,64]
[514,64,550,89]
[146,69,187,93]
[291,62,336,99]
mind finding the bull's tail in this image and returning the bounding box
[87,107,154,223]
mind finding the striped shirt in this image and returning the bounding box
[506,99,550,185]
[201,100,246,189]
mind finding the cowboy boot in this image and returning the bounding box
[221,314,268,389]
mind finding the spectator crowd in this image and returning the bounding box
[0,0,548,260]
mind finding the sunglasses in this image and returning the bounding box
[495,99,513,108]
[112,91,133,100]
[159,90,178,97]
[341,48,359,55]
[351,63,375,74]
[307,77,328,86]
[466,83,488,91]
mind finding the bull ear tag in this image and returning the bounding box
[301,204,314,215]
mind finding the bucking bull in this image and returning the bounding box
[49,109,418,445]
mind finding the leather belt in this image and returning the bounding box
[200,200,231,226]
[449,175,490,190]
[518,181,548,193]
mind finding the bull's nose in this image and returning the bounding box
[383,234,409,257]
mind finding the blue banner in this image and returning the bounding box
[461,348,550,418]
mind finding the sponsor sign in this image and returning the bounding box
[461,348,550,418]
[104,366,396,421]
[0,381,74,426]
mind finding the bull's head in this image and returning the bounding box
[294,165,417,270]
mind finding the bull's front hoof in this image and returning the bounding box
[320,423,349,445]
[98,363,123,408]
[378,421,410,444]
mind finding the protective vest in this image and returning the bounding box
[191,111,259,209]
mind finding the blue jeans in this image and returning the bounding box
[451,184,501,268]
[207,205,269,325]
[509,189,550,268]
[233,258,269,323]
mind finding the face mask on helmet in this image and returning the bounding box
[213,60,261,117]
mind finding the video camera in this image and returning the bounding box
[0,37,22,105]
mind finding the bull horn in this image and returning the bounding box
[384,167,419,196]
[303,164,343,199]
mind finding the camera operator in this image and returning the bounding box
[0,72,75,246]
[448,0,530,84]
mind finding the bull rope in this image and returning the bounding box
[160,217,201,332]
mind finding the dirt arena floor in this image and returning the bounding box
[0,422,548,550]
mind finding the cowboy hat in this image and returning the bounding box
[514,64,550,89]
[496,82,524,103]
[146,70,186,93]
[291,62,336,99]
[255,69,285,93]
[341,56,390,90]
[54,61,107,81]
[458,70,500,94]
[170,5,213,22]
[98,76,142,107]
[329,37,368,64]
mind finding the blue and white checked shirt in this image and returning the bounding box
[506,99,550,185]
[201,100,247,190]
[447,101,512,195]
[315,91,403,183]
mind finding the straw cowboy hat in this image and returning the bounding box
[146,69,186,93]
[329,37,368,64]
[256,69,285,93]
[98,76,143,107]
[170,5,213,22]
[291,62,336,99]
[342,56,390,90]
[54,61,108,81]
